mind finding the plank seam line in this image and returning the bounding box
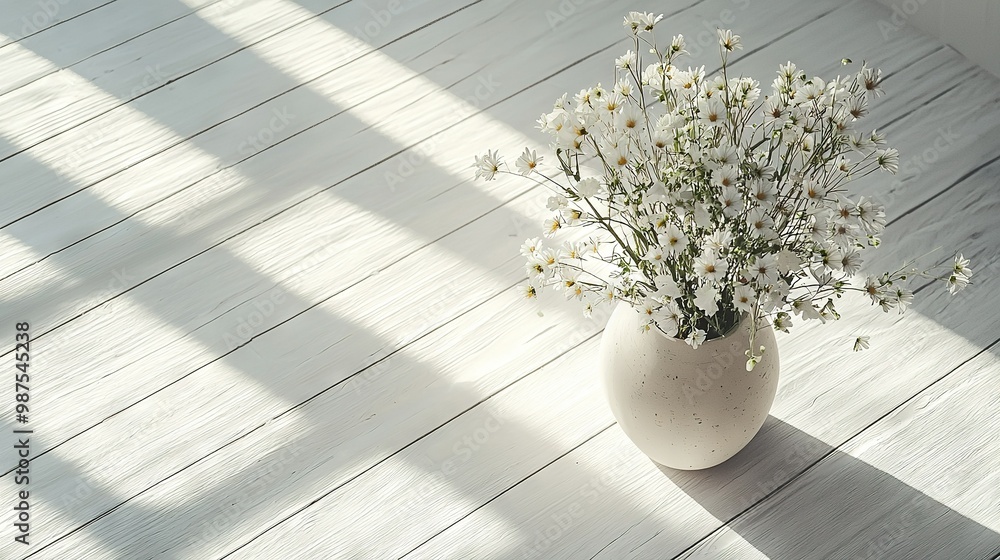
[20,274,528,558]
[668,334,1000,559]
[888,152,1000,227]
[587,518,647,560]
[397,420,618,559]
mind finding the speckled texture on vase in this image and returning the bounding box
[599,302,779,470]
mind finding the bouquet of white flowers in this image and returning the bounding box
[473,11,972,370]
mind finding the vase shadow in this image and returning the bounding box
[654,416,1000,559]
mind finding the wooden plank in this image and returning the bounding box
[0,0,219,97]
[0,0,488,277]
[0,0,114,47]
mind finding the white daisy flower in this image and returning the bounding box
[859,65,883,97]
[520,237,542,258]
[576,177,601,198]
[894,288,914,313]
[839,249,863,275]
[709,143,739,166]
[623,11,662,34]
[830,222,858,250]
[661,223,688,255]
[515,148,542,176]
[749,254,779,285]
[953,253,973,278]
[616,50,636,70]
[616,105,644,131]
[717,29,742,51]
[543,216,561,237]
[870,129,887,147]
[643,246,665,263]
[638,296,658,321]
[849,131,875,152]
[845,94,868,119]
[853,335,871,351]
[763,98,786,124]
[694,283,720,316]
[875,148,899,174]
[686,328,707,349]
[525,257,546,280]
[746,209,777,241]
[705,230,734,252]
[749,180,777,206]
[607,146,630,168]
[856,196,886,234]
[546,195,568,211]
[562,241,585,260]
[863,275,883,304]
[697,97,726,128]
[712,164,740,188]
[947,272,970,295]
[733,283,756,314]
[694,251,729,283]
[718,186,743,218]
[654,300,682,337]
[803,179,828,206]
[670,34,687,55]
[519,283,538,299]
[473,150,502,181]
[653,274,681,300]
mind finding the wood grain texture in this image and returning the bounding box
[0,0,114,47]
[0,0,997,558]
[0,0,627,464]
[0,0,219,97]
[675,348,1000,559]
[0,0,486,278]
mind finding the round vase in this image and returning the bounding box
[598,302,779,470]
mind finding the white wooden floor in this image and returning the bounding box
[1,0,999,558]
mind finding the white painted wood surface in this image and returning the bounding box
[0,0,998,558]
[875,0,1000,78]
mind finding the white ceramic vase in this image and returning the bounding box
[599,302,779,470]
